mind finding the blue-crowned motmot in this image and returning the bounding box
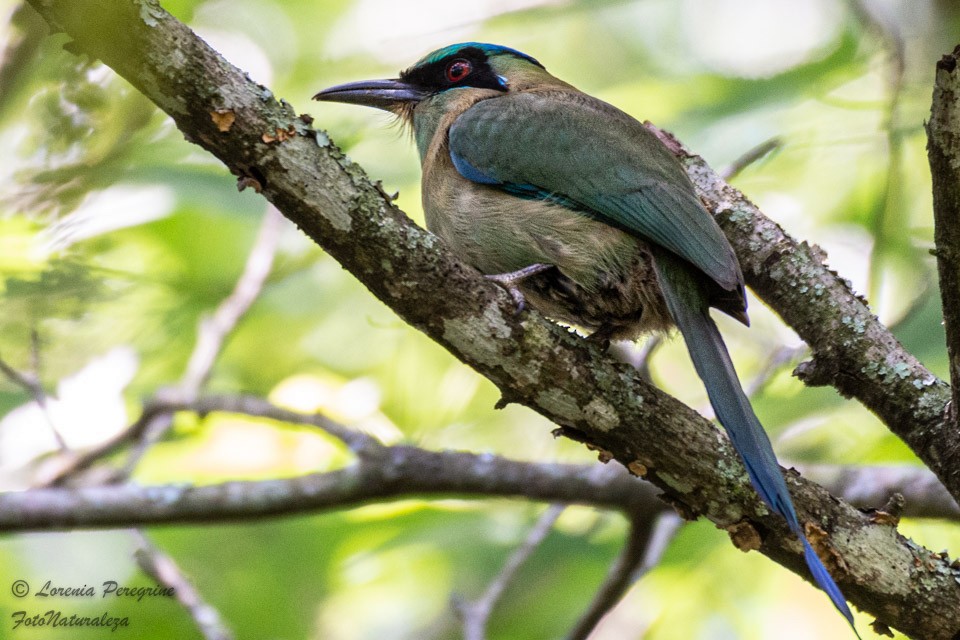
[314,43,857,632]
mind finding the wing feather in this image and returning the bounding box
[448,91,742,292]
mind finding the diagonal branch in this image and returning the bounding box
[720,136,782,181]
[0,330,68,451]
[20,2,960,636]
[116,205,283,478]
[180,206,284,394]
[132,531,233,640]
[457,504,566,640]
[39,206,284,486]
[565,511,682,640]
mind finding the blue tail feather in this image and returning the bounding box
[654,256,858,635]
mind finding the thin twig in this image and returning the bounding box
[0,357,35,395]
[720,137,783,181]
[635,512,684,575]
[566,511,682,640]
[458,504,566,640]
[180,206,284,394]
[37,402,165,487]
[0,337,68,451]
[847,0,907,305]
[700,342,806,421]
[84,205,283,483]
[40,391,382,487]
[132,530,234,640]
[801,463,960,520]
[166,394,383,453]
[111,413,173,483]
[609,335,662,385]
[745,343,807,398]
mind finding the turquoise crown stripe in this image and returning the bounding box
[415,42,543,69]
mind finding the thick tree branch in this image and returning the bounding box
[20,1,960,635]
[928,46,960,418]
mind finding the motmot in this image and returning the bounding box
[314,43,857,632]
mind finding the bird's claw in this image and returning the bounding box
[506,284,527,315]
[484,273,528,316]
[585,326,614,351]
[484,263,552,316]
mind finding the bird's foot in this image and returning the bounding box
[484,263,553,315]
[585,324,616,351]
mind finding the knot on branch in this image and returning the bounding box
[937,46,960,73]
[793,357,834,387]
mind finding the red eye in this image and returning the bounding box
[446,59,472,83]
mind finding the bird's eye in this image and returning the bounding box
[445,59,472,83]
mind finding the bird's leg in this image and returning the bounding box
[484,263,553,315]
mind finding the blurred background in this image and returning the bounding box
[0,0,957,638]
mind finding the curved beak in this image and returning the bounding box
[312,78,426,111]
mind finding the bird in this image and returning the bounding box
[314,42,857,633]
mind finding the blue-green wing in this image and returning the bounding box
[448,91,742,292]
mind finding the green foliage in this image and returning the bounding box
[1,1,957,638]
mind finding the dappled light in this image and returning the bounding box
[0,0,958,638]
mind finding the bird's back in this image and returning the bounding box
[420,84,744,336]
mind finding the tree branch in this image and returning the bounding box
[132,531,233,640]
[565,511,682,640]
[0,331,68,451]
[720,136,782,181]
[802,464,959,520]
[20,1,960,635]
[38,206,285,487]
[458,504,566,640]
[31,402,955,529]
[179,206,283,395]
[927,46,960,418]
[0,398,662,532]
[112,205,282,479]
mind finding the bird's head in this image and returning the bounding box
[313,42,550,124]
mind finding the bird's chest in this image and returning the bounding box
[422,159,672,338]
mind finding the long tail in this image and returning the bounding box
[654,257,858,634]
